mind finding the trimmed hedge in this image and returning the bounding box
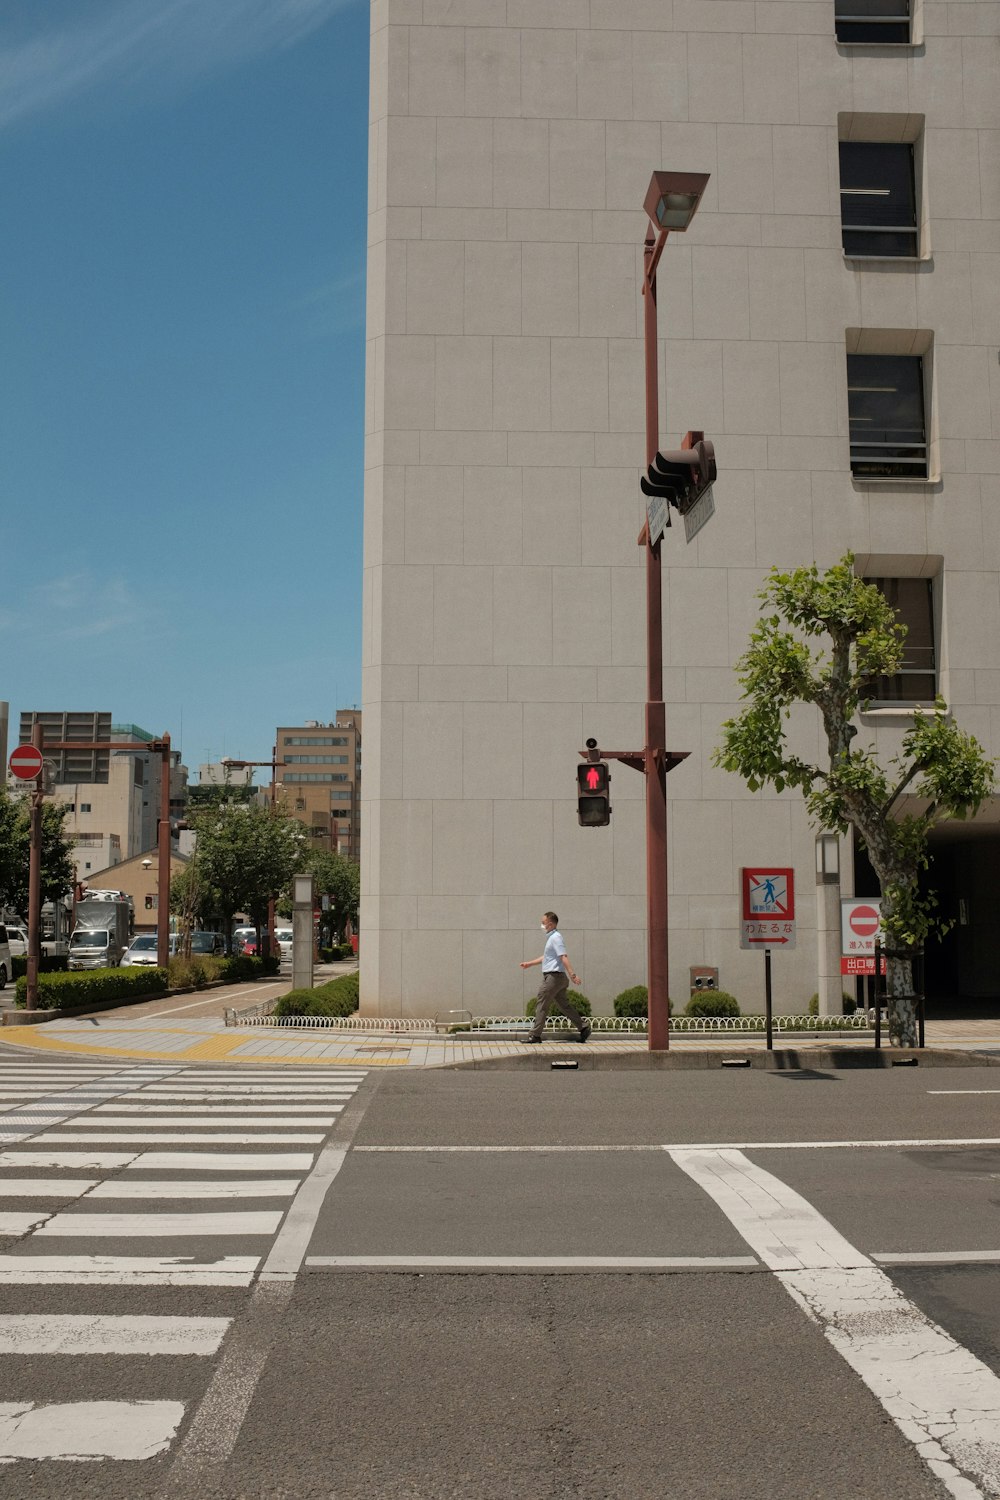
[525,989,592,1019]
[217,954,280,983]
[685,990,741,1018]
[12,955,69,980]
[272,972,360,1018]
[808,992,858,1017]
[613,984,661,1018]
[15,967,169,1011]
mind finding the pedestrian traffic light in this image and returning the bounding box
[577,761,611,827]
[640,432,716,517]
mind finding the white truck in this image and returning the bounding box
[68,892,134,971]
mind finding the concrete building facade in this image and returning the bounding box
[275,712,362,858]
[362,0,1000,1017]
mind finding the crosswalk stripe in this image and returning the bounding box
[38,1132,326,1144]
[0,1179,97,1198]
[0,1255,260,1286]
[133,1087,358,1095]
[0,1314,230,1356]
[62,1115,340,1128]
[35,1211,285,1238]
[92,1103,346,1114]
[88,1179,300,1199]
[0,1150,139,1169]
[126,1152,314,1171]
[0,1399,186,1459]
[0,1211,53,1235]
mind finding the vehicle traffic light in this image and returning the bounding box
[640,431,716,517]
[577,761,611,827]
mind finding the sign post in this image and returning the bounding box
[840,898,884,976]
[741,868,796,1051]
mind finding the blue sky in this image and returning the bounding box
[1,0,368,777]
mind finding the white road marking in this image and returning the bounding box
[0,1150,139,1169]
[126,1151,314,1171]
[0,1255,260,1286]
[927,1091,1000,1096]
[88,1179,300,1199]
[873,1251,1000,1266]
[100,1099,351,1110]
[0,1314,230,1356]
[354,1138,1000,1153]
[135,1087,358,1097]
[0,1399,186,1460]
[0,1179,96,1198]
[305,1255,760,1271]
[68,1115,339,1127]
[0,1211,53,1235]
[259,1146,348,1281]
[39,1132,325,1143]
[671,1148,1000,1500]
[35,1211,284,1238]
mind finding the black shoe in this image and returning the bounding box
[521,1035,542,1044]
[577,1022,592,1044]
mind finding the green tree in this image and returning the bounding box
[169,860,223,954]
[304,849,359,939]
[0,788,75,916]
[189,802,306,948]
[714,556,995,1047]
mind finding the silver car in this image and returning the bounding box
[120,934,164,967]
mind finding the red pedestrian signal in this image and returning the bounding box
[577,762,611,826]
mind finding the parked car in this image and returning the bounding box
[276,927,293,960]
[0,925,13,989]
[189,931,225,956]
[3,925,28,958]
[120,934,164,967]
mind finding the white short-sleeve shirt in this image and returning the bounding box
[542,929,567,972]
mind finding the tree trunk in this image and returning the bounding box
[886,952,918,1047]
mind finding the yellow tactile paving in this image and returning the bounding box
[0,1025,408,1065]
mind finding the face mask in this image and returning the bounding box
[540,923,547,930]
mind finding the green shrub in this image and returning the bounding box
[525,989,591,1019]
[217,954,279,984]
[14,967,169,1011]
[613,985,655,1018]
[12,955,69,980]
[685,990,741,1018]
[168,956,219,991]
[273,971,360,1018]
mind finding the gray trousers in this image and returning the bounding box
[530,970,585,1039]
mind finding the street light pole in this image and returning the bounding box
[25,722,44,1013]
[638,170,711,1051]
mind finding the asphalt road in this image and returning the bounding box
[2,1053,1000,1498]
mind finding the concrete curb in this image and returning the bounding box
[444,1046,1000,1072]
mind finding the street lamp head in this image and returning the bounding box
[644,170,711,232]
[141,858,153,871]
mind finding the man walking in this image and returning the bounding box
[520,912,591,1044]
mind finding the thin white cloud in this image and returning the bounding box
[0,0,357,129]
[291,266,366,339]
[27,572,161,642]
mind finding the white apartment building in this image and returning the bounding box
[362,0,1000,1017]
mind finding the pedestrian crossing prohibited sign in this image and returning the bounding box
[740,867,796,949]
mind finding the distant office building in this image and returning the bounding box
[274,711,361,858]
[363,3,1000,1017]
[20,712,188,876]
[199,761,254,787]
[0,701,8,775]
[19,711,112,783]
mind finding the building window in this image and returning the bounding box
[836,0,910,44]
[840,142,917,259]
[79,802,92,813]
[863,578,936,702]
[282,736,348,747]
[848,353,928,479]
[284,755,349,765]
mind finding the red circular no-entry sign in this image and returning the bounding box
[8,744,44,781]
[849,904,880,938]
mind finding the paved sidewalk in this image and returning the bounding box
[1,1015,998,1067]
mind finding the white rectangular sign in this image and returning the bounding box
[684,484,715,543]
